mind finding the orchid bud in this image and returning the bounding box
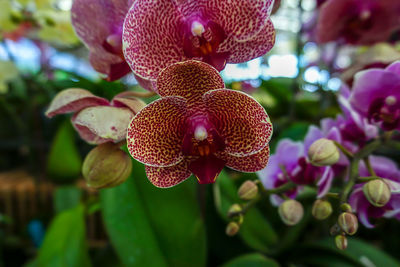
[338,212,358,235]
[340,203,353,213]
[227,204,243,224]
[312,199,333,220]
[335,235,348,250]
[238,180,258,200]
[225,222,240,236]
[308,138,339,166]
[363,179,391,207]
[82,143,132,189]
[278,199,304,226]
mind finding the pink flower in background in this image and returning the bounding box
[127,60,272,188]
[71,0,134,82]
[350,156,400,228]
[316,0,400,45]
[46,89,145,144]
[123,0,275,85]
[349,61,400,131]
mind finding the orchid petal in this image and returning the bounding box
[111,94,146,114]
[123,0,186,81]
[145,160,192,188]
[127,96,187,167]
[204,89,272,156]
[45,88,109,118]
[219,19,275,63]
[217,145,269,173]
[72,106,133,144]
[317,167,334,198]
[203,0,273,41]
[157,60,224,107]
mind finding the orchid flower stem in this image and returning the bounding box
[326,192,340,199]
[228,182,297,218]
[363,158,376,177]
[357,176,380,183]
[333,141,354,159]
[340,139,381,203]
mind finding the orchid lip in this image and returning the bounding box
[191,21,205,37]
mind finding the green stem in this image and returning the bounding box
[333,141,354,159]
[363,157,376,177]
[357,176,380,183]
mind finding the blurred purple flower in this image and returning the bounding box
[349,156,400,228]
[122,0,275,83]
[316,0,400,45]
[349,61,400,131]
[71,0,136,82]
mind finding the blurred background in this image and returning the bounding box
[1,0,400,266]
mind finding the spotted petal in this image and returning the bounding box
[127,96,187,167]
[45,88,109,118]
[145,160,192,188]
[72,106,134,144]
[204,89,272,156]
[219,19,275,64]
[123,0,186,81]
[203,0,273,41]
[157,60,224,107]
[217,145,270,172]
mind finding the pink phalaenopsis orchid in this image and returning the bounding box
[71,0,135,82]
[123,0,275,86]
[46,89,145,144]
[127,60,272,188]
[316,0,400,45]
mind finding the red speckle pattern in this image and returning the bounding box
[145,160,192,188]
[123,0,275,81]
[157,60,224,108]
[126,61,273,187]
[204,89,272,156]
[71,0,134,78]
[219,19,276,63]
[217,145,270,172]
[127,96,188,167]
[123,0,186,81]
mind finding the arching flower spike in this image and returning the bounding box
[127,60,272,188]
[123,0,275,85]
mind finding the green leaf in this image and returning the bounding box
[46,120,82,183]
[100,159,206,267]
[214,171,278,252]
[222,253,279,267]
[54,186,82,213]
[37,204,91,267]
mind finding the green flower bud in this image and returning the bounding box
[238,180,258,200]
[340,203,353,213]
[278,199,304,226]
[312,199,333,220]
[226,222,240,236]
[227,204,243,224]
[308,138,340,166]
[82,143,132,189]
[338,212,358,235]
[335,235,348,250]
[363,179,391,207]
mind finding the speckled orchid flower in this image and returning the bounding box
[71,0,135,82]
[127,60,272,187]
[46,89,145,144]
[349,61,400,131]
[123,0,275,85]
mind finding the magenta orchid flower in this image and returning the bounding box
[349,156,400,228]
[71,0,135,82]
[316,0,400,45]
[126,60,272,188]
[349,61,400,131]
[46,89,145,144]
[122,0,275,85]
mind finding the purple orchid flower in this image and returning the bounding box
[316,0,400,45]
[46,89,145,144]
[122,0,275,85]
[349,61,400,131]
[349,156,400,228]
[71,0,137,82]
